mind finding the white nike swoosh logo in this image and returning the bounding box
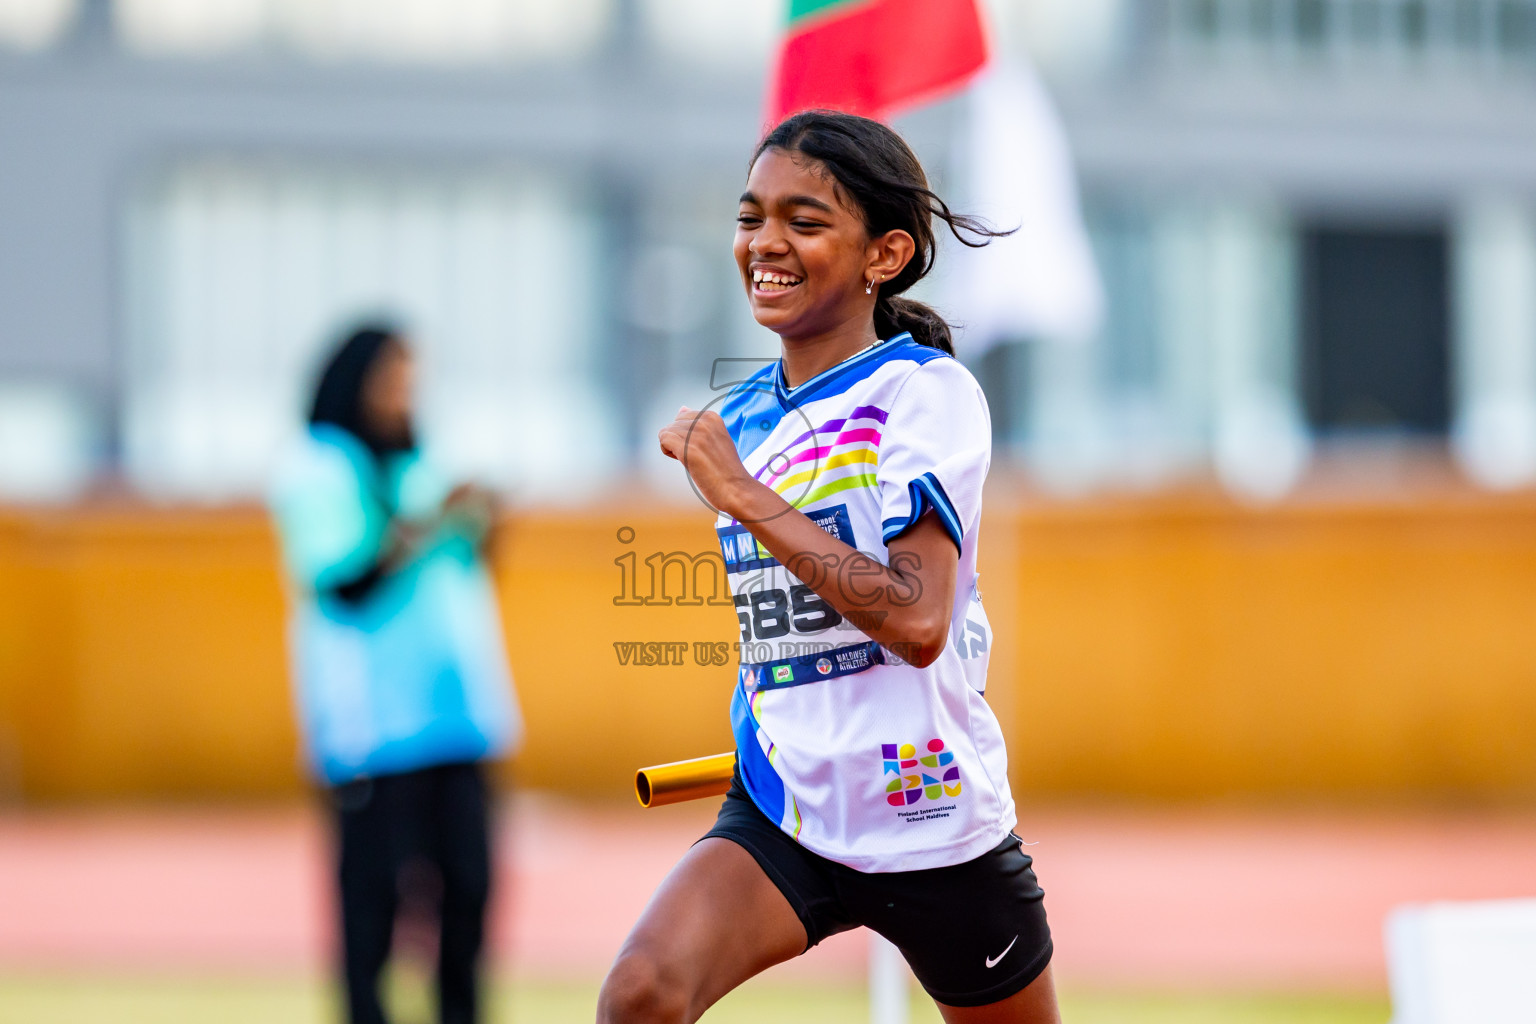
[985,935,1019,969]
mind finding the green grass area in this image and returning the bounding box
[0,974,1390,1023]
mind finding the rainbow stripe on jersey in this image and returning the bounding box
[755,405,887,509]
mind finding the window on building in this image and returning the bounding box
[1301,224,1451,435]
[121,160,614,500]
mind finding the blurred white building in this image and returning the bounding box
[2,0,1535,500]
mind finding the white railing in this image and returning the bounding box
[1147,0,1536,70]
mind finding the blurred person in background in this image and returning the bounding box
[270,323,521,1024]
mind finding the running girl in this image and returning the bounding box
[599,111,1058,1024]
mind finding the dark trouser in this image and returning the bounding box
[332,761,492,1024]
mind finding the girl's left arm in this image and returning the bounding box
[659,407,958,668]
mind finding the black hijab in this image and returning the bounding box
[308,324,417,459]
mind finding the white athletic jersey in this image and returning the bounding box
[717,332,1015,873]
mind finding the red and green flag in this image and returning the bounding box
[768,0,990,123]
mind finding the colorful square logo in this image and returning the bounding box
[773,665,794,684]
[882,739,961,806]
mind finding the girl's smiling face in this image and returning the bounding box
[734,148,887,341]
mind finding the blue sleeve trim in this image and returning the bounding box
[881,472,963,551]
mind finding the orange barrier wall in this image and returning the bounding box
[2,492,1535,803]
[1007,496,1536,801]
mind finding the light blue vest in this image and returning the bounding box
[269,425,520,785]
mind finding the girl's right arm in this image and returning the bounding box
[659,408,960,668]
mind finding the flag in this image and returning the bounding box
[768,0,989,123]
[944,64,1103,354]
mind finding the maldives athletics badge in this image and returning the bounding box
[882,739,961,806]
[815,657,833,676]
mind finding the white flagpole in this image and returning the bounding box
[869,933,910,1024]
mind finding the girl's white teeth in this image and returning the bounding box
[753,270,802,289]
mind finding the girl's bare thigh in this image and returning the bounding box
[596,837,807,1024]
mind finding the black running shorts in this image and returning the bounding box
[701,774,1053,1008]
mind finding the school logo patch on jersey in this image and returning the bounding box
[882,740,961,806]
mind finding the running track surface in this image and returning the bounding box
[1,796,1533,992]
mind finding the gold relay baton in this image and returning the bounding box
[634,752,736,808]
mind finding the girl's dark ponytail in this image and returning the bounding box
[755,110,1010,353]
[875,295,954,355]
